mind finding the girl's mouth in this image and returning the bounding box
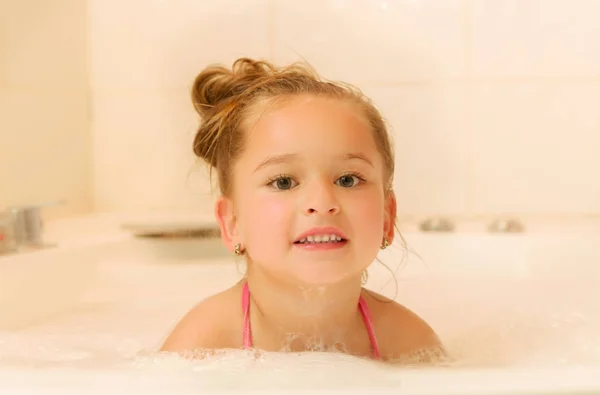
[293,235,348,250]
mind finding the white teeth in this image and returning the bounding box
[297,234,344,244]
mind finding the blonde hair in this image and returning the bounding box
[191,57,395,196]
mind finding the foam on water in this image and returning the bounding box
[1,275,599,376]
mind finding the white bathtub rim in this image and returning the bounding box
[0,365,599,395]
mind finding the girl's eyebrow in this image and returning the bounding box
[254,153,298,173]
[253,152,373,173]
[343,152,374,167]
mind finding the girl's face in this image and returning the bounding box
[217,95,395,286]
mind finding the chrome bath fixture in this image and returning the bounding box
[0,202,60,255]
[488,218,525,233]
[419,217,455,232]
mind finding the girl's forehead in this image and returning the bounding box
[244,95,377,158]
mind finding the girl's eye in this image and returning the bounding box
[269,176,297,190]
[336,174,362,188]
[268,174,364,190]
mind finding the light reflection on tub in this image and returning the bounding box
[1,222,599,393]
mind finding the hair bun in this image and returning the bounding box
[191,58,277,167]
[191,58,276,118]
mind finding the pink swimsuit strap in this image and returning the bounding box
[241,282,381,360]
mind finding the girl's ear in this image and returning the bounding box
[215,196,241,253]
[383,189,397,244]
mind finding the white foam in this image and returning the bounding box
[1,276,598,372]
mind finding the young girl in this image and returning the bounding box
[161,58,444,363]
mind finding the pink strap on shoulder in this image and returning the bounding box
[242,282,252,348]
[358,295,381,360]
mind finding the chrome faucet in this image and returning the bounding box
[0,202,61,254]
[419,217,455,232]
[488,218,525,233]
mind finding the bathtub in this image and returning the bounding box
[1,214,599,395]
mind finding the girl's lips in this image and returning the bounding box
[293,239,348,250]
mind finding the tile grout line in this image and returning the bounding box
[268,0,275,61]
[85,0,96,214]
[464,0,475,216]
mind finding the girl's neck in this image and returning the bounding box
[244,267,366,351]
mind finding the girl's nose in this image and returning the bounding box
[303,181,341,216]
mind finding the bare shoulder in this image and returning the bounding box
[363,290,446,364]
[160,283,243,354]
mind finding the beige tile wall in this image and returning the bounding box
[89,0,271,213]
[5,0,599,219]
[0,0,91,218]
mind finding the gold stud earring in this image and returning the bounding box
[234,243,244,256]
[380,239,389,250]
[361,270,369,285]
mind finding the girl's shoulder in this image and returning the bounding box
[160,283,244,353]
[363,290,446,363]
